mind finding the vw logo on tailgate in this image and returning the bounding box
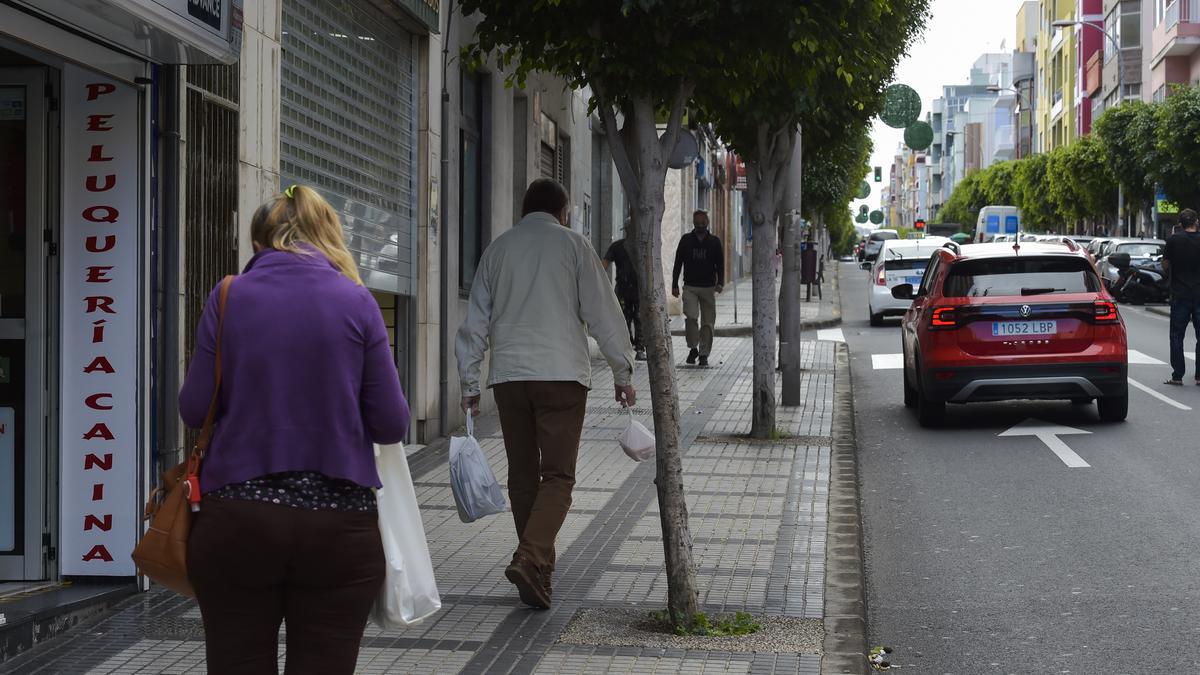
[1019,304,1032,318]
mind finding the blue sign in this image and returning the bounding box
[986,215,1000,233]
[1004,215,1019,234]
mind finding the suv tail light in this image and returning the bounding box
[876,267,887,286]
[929,306,958,330]
[1094,300,1119,324]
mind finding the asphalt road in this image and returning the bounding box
[838,261,1200,673]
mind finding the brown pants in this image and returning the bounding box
[493,381,588,571]
[187,497,385,675]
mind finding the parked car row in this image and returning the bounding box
[858,235,1130,427]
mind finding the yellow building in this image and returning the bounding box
[1036,0,1077,151]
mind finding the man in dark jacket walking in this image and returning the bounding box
[603,224,646,361]
[672,210,724,366]
[1164,208,1200,385]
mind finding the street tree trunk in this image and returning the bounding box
[779,130,803,407]
[745,124,797,438]
[596,84,700,629]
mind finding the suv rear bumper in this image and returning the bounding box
[922,362,1127,403]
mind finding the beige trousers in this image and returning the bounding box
[682,286,717,356]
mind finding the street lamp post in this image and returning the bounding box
[987,84,1034,159]
[1053,18,1127,236]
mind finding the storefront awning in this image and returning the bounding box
[14,0,243,64]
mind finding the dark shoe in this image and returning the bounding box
[635,349,647,361]
[686,348,699,365]
[505,554,551,609]
[1165,377,1183,386]
[698,355,709,367]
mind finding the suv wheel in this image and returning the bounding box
[914,360,944,427]
[869,310,884,327]
[1097,384,1129,422]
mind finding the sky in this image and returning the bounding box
[849,0,1029,222]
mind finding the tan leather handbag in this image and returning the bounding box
[131,275,234,596]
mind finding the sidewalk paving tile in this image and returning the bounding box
[8,314,841,674]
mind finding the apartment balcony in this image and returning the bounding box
[1050,89,1064,121]
[992,126,1016,162]
[1152,0,1200,67]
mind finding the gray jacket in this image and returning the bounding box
[456,211,635,397]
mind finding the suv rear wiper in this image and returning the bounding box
[1020,287,1065,296]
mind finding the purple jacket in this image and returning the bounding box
[179,246,410,492]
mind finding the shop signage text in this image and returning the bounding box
[60,66,140,576]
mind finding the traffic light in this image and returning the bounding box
[914,219,925,230]
[874,166,882,182]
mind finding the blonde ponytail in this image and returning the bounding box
[249,185,364,285]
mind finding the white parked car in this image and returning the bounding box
[867,238,951,326]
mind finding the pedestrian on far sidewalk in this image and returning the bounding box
[181,186,411,675]
[603,220,646,361]
[672,209,724,366]
[1163,208,1200,385]
[456,178,636,610]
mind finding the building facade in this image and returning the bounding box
[0,0,248,591]
[1038,0,1080,150]
[1148,0,1200,100]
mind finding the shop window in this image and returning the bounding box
[460,69,486,291]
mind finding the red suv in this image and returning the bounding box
[894,242,1128,427]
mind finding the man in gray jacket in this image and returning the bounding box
[456,179,636,609]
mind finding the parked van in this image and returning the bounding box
[975,206,1020,243]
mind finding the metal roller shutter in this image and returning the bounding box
[280,0,417,295]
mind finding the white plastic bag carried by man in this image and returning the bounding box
[449,412,508,523]
[618,406,655,462]
[371,443,441,629]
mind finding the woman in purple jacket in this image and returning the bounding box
[180,185,410,675]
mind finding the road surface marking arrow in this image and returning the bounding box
[1128,378,1192,410]
[998,419,1091,468]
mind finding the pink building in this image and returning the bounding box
[1150,0,1200,101]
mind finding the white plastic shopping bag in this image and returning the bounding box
[371,443,442,628]
[448,412,507,523]
[618,406,655,462]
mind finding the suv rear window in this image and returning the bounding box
[943,256,1101,297]
[870,232,899,241]
[884,258,931,271]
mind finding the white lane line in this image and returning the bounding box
[817,328,845,343]
[1128,349,1166,365]
[1128,377,1193,410]
[871,353,903,370]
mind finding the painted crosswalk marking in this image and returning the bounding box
[816,328,845,343]
[871,354,903,370]
[1127,349,1166,366]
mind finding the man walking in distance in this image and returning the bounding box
[603,220,647,361]
[672,209,725,366]
[1163,208,1200,385]
[456,179,636,609]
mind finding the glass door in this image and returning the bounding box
[0,67,47,581]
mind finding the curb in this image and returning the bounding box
[821,342,869,674]
[1146,305,1171,318]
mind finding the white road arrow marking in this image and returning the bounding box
[871,353,903,370]
[998,418,1091,468]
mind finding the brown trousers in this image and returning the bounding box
[187,497,384,675]
[493,380,589,571]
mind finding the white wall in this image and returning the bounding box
[236,0,283,267]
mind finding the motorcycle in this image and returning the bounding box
[1109,252,1170,305]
